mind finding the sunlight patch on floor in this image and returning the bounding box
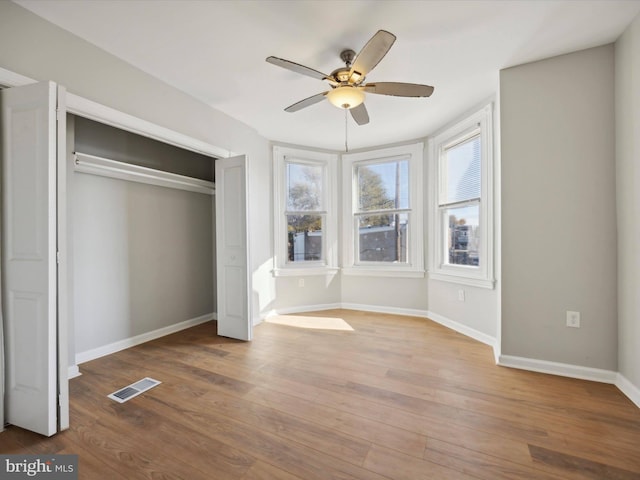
[266,315,354,331]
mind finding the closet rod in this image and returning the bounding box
[73,152,215,195]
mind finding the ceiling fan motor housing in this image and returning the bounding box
[331,68,355,84]
[340,49,356,67]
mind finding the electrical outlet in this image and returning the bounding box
[458,289,465,302]
[566,311,580,328]
[298,278,305,288]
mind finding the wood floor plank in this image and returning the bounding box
[243,385,429,458]
[528,444,640,480]
[142,393,388,480]
[1,309,638,480]
[199,388,373,466]
[363,444,479,480]
[240,461,306,480]
[423,437,567,480]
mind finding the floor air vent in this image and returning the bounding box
[108,377,161,403]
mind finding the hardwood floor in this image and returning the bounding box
[1,309,639,479]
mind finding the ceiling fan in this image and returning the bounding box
[266,30,434,126]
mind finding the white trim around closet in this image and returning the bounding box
[0,66,232,159]
[66,94,234,159]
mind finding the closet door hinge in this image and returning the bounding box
[56,108,63,122]
[56,251,60,264]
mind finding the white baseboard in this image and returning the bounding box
[342,302,430,320]
[68,365,81,379]
[264,303,342,317]
[426,310,497,349]
[264,302,428,320]
[616,373,640,408]
[262,303,498,351]
[75,312,215,365]
[498,354,618,384]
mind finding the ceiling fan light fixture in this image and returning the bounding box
[327,86,364,110]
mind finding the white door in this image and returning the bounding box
[215,155,251,341]
[1,81,64,436]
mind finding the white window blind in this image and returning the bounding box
[442,133,481,206]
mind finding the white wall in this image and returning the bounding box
[426,102,499,342]
[427,281,497,340]
[0,1,274,338]
[342,276,429,313]
[615,14,640,395]
[272,275,342,313]
[500,45,618,370]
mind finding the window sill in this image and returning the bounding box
[272,267,339,277]
[342,267,425,278]
[429,270,495,289]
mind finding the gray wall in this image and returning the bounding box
[73,174,213,353]
[615,14,640,390]
[500,45,618,369]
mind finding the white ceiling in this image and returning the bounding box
[14,0,640,151]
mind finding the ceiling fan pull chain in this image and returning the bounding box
[345,108,349,153]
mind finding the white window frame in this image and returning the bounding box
[273,145,338,276]
[342,142,424,278]
[428,104,494,288]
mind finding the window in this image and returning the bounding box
[342,143,424,277]
[441,133,481,267]
[273,146,338,276]
[429,104,494,288]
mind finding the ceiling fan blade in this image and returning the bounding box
[284,92,328,112]
[350,103,370,126]
[349,30,396,81]
[266,56,332,82]
[362,82,434,97]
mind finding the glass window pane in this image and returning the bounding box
[287,214,322,262]
[443,135,480,204]
[286,162,322,211]
[358,213,408,263]
[357,160,408,212]
[444,204,480,266]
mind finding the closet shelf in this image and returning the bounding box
[73,152,215,195]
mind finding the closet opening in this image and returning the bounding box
[68,115,219,369]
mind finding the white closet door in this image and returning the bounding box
[1,81,60,436]
[215,155,251,341]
